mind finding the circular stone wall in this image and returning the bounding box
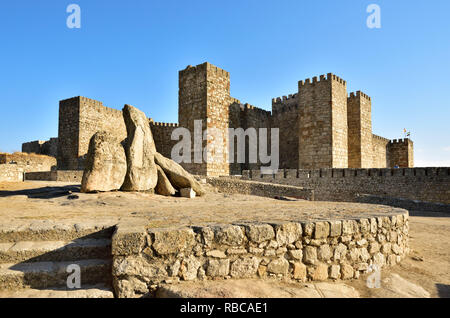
[112,206,409,298]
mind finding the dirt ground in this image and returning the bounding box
[0,181,449,298]
[0,181,402,227]
[347,211,450,298]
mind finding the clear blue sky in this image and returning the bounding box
[0,0,449,166]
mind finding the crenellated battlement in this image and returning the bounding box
[242,103,271,115]
[271,93,298,104]
[389,138,412,144]
[373,134,390,142]
[150,121,179,127]
[241,167,449,204]
[348,91,371,101]
[244,167,450,180]
[298,73,347,88]
[179,62,230,79]
[272,93,299,115]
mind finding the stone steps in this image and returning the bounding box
[0,259,112,290]
[0,239,111,263]
[0,284,114,298]
[0,220,116,243]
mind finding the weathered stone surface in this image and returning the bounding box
[245,224,275,243]
[112,224,147,256]
[113,256,167,278]
[381,274,430,298]
[230,257,260,278]
[154,152,205,196]
[329,265,340,279]
[267,258,289,275]
[207,259,230,277]
[155,279,361,298]
[275,223,302,245]
[334,243,348,261]
[151,228,195,255]
[155,164,176,196]
[303,246,317,265]
[318,244,332,261]
[342,220,356,235]
[288,249,303,260]
[81,131,127,193]
[329,221,342,237]
[293,262,307,281]
[180,188,196,198]
[121,104,158,191]
[340,263,354,280]
[214,225,245,246]
[369,242,380,254]
[206,250,227,258]
[311,263,328,281]
[314,222,330,239]
[180,255,201,281]
[373,252,386,266]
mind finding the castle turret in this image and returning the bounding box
[347,91,373,168]
[388,138,414,168]
[297,74,348,169]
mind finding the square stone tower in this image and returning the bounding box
[297,74,348,169]
[178,63,233,176]
[347,91,373,168]
[57,96,126,170]
[388,139,414,167]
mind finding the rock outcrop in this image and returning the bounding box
[81,131,127,193]
[81,104,204,197]
[154,152,205,196]
[155,165,176,196]
[121,104,158,192]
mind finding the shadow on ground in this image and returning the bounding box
[0,185,80,199]
[436,284,450,298]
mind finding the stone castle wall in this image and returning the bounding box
[150,121,179,159]
[243,167,450,204]
[271,96,299,169]
[372,135,390,168]
[0,165,23,182]
[297,74,348,169]
[388,139,414,168]
[54,62,415,175]
[22,138,58,158]
[348,92,372,168]
[0,153,56,173]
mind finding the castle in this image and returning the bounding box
[23,62,414,177]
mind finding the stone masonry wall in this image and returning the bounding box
[331,75,349,168]
[372,135,389,168]
[388,139,414,168]
[78,97,127,170]
[22,138,58,158]
[271,96,299,169]
[243,167,450,204]
[206,177,314,201]
[0,165,24,182]
[112,210,409,298]
[57,96,127,170]
[298,74,348,169]
[348,92,372,168]
[150,121,179,159]
[0,153,56,172]
[178,64,208,175]
[54,63,412,175]
[57,97,80,170]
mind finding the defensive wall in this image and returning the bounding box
[242,167,450,205]
[38,62,414,175]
